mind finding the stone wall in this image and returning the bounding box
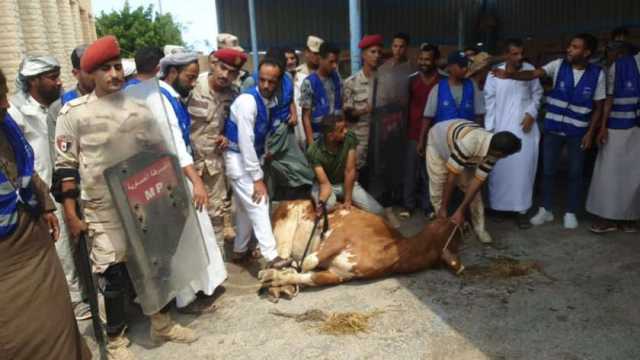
[0,0,97,93]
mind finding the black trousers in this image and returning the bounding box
[101,262,170,336]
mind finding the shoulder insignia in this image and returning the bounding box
[59,94,89,114]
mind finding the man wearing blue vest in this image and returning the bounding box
[224,58,289,269]
[241,47,297,129]
[158,52,200,155]
[494,33,606,229]
[421,51,486,133]
[0,67,91,360]
[300,42,343,146]
[586,52,640,233]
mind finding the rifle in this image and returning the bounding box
[75,212,107,360]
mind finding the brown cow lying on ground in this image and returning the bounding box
[258,200,464,300]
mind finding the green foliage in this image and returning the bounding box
[96,3,184,57]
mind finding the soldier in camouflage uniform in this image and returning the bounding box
[54,36,198,360]
[343,34,384,171]
[188,48,246,242]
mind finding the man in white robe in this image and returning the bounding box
[484,39,543,228]
[130,78,227,313]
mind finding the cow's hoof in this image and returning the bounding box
[280,284,299,299]
[258,269,277,283]
[301,253,319,272]
[267,287,281,302]
[267,285,299,301]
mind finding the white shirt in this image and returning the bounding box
[157,80,194,168]
[224,92,277,181]
[8,95,53,186]
[542,58,606,100]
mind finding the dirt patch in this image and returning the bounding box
[462,256,547,279]
[270,308,384,335]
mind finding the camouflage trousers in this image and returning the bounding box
[202,171,235,243]
[349,121,370,170]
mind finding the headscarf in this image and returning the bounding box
[158,52,199,78]
[15,56,60,93]
[121,58,137,78]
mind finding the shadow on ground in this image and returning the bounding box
[80,170,640,359]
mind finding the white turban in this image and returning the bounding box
[158,52,199,78]
[16,55,60,92]
[121,58,137,78]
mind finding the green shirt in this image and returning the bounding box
[306,130,358,184]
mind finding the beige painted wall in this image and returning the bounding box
[0,0,97,93]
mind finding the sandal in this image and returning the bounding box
[589,222,617,234]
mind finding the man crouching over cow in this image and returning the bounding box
[307,114,398,225]
[427,119,522,244]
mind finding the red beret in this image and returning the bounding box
[214,48,247,69]
[80,35,121,73]
[358,34,384,50]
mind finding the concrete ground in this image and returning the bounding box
[80,207,640,360]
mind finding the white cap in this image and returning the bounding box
[163,45,186,56]
[306,35,324,53]
[217,33,243,51]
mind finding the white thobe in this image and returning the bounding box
[134,80,227,307]
[9,95,52,184]
[224,92,279,261]
[484,62,543,212]
[293,63,311,148]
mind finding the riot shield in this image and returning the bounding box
[82,80,208,315]
[366,66,409,203]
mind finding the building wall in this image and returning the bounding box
[0,0,97,93]
[216,0,640,50]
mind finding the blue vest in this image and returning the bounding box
[608,55,640,129]
[249,72,294,129]
[160,87,193,153]
[124,78,142,89]
[224,87,272,158]
[434,78,475,123]
[308,71,342,133]
[544,60,601,137]
[0,114,38,237]
[61,88,80,105]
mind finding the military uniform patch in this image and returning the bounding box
[56,135,73,152]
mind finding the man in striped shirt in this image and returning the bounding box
[426,119,521,243]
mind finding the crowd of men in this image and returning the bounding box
[1,24,638,360]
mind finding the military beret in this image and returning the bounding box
[358,34,384,50]
[214,48,247,69]
[81,35,121,73]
